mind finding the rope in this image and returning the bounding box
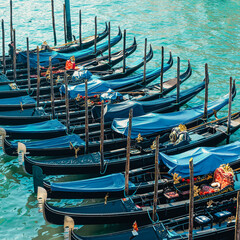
[147,208,160,224]
[123,182,143,199]
[100,160,108,175]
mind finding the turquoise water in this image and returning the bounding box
[0,0,240,239]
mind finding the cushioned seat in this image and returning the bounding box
[214,211,231,219]
[195,215,211,225]
[164,191,179,200]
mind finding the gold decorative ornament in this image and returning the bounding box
[172,173,182,184]
[220,164,234,175]
[179,124,187,132]
[136,133,143,143]
[104,193,109,205]
[70,142,80,158]
[194,185,200,197]
[207,200,213,207]
[70,56,75,62]
[150,140,156,150]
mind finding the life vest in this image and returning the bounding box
[65,60,76,70]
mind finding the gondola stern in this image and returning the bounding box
[64,216,75,239]
[37,187,48,221]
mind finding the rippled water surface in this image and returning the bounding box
[0,0,240,239]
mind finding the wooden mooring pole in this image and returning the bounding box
[188,157,194,240]
[13,29,16,83]
[49,57,55,119]
[100,100,104,173]
[36,46,40,108]
[51,0,57,46]
[1,19,6,74]
[10,0,13,41]
[176,57,180,111]
[203,63,209,120]
[227,77,233,144]
[64,71,70,134]
[94,16,97,53]
[152,135,160,222]
[108,22,111,63]
[84,79,89,154]
[63,4,67,44]
[79,10,82,48]
[125,108,133,196]
[122,29,126,73]
[160,46,164,92]
[235,191,240,240]
[26,37,31,92]
[143,38,147,85]
[65,0,72,42]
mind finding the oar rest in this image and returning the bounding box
[213,210,232,226]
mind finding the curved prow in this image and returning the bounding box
[0,128,6,148]
[232,79,236,100]
[64,216,75,239]
[118,26,122,41]
[17,142,26,165]
[37,187,47,214]
[167,51,173,67]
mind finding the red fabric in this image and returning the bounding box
[133,221,138,232]
[65,60,75,70]
[214,167,234,190]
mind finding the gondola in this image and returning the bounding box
[39,159,240,225]
[96,45,153,80]
[21,111,240,176]
[17,28,122,68]
[39,141,240,199]
[2,79,206,155]
[68,199,236,240]
[4,37,137,84]
[0,51,173,99]
[0,74,201,126]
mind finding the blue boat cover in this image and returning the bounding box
[159,141,240,178]
[12,134,84,149]
[0,95,36,105]
[72,69,93,82]
[60,79,112,99]
[100,89,123,102]
[3,119,66,133]
[102,82,204,121]
[50,173,136,193]
[111,93,230,138]
[17,33,121,67]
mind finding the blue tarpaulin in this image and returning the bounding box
[3,119,66,134]
[111,93,231,138]
[13,134,84,149]
[159,141,240,178]
[17,32,121,67]
[0,95,36,105]
[100,81,205,121]
[50,173,136,192]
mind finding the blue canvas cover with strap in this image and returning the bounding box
[50,173,136,192]
[159,141,240,178]
[17,33,121,67]
[0,95,36,105]
[111,93,230,138]
[3,119,66,134]
[101,81,205,121]
[12,134,84,149]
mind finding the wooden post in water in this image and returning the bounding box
[108,22,111,63]
[65,0,72,42]
[51,0,57,46]
[13,29,16,83]
[188,157,194,240]
[79,10,82,48]
[49,57,55,119]
[160,46,164,92]
[125,108,133,196]
[10,0,13,41]
[63,4,67,44]
[94,16,97,53]
[1,19,6,74]
[235,191,240,240]
[122,29,126,73]
[64,71,70,134]
[26,37,31,92]
[143,38,147,85]
[176,57,180,111]
[227,77,233,144]
[203,63,209,120]
[84,79,89,154]
[152,135,160,222]
[36,46,40,108]
[100,100,104,173]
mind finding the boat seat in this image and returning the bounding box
[214,211,231,226]
[164,191,179,203]
[194,215,211,230]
